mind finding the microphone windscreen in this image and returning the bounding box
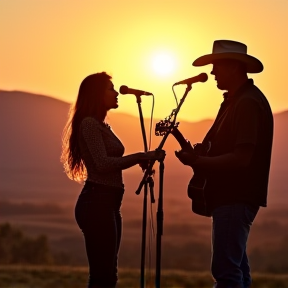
[119,85,128,94]
[199,73,208,82]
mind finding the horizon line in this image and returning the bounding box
[1,89,287,122]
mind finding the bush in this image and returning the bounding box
[0,223,53,265]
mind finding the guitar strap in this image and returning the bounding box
[188,95,231,217]
[202,95,231,148]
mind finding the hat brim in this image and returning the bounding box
[192,52,263,73]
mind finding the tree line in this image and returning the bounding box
[1,222,287,273]
[0,223,73,265]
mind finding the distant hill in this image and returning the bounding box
[0,90,287,207]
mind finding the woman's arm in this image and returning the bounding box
[81,117,164,172]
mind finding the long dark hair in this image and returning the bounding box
[61,72,112,182]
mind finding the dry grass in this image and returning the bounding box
[0,265,288,288]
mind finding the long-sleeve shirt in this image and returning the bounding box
[78,117,140,188]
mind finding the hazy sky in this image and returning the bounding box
[1,0,287,122]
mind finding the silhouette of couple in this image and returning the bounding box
[61,40,273,288]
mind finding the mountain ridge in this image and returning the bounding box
[0,90,287,209]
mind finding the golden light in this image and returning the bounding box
[151,52,176,76]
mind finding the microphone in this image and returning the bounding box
[173,73,208,86]
[119,85,152,96]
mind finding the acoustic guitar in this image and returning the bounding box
[170,127,212,217]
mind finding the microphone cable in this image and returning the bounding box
[172,85,179,106]
[147,93,156,286]
[148,94,155,151]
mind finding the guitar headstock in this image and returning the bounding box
[155,120,179,136]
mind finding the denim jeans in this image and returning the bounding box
[211,204,259,288]
[75,182,124,288]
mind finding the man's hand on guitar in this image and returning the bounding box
[171,127,194,153]
[175,149,198,167]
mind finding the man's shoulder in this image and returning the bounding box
[241,81,264,98]
[237,81,271,109]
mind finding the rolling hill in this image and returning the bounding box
[0,90,287,206]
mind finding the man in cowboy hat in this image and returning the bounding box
[173,40,273,288]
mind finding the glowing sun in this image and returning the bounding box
[151,52,176,76]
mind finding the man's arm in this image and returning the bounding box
[176,143,255,171]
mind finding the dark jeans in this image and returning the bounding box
[211,204,259,288]
[75,181,124,288]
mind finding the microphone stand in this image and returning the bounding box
[134,93,155,288]
[155,157,164,288]
[135,84,192,288]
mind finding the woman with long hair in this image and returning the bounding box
[61,72,164,288]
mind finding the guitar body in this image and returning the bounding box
[187,142,212,217]
[188,178,209,216]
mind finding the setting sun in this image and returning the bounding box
[151,52,176,76]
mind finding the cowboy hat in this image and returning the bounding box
[192,40,263,73]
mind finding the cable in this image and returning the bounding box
[172,85,179,106]
[148,94,155,151]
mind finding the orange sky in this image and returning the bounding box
[1,0,287,122]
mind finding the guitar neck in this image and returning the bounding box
[171,128,192,152]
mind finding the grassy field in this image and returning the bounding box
[0,265,288,288]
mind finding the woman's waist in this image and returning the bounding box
[84,179,124,193]
[86,172,123,188]
[78,181,124,209]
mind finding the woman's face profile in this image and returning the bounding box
[103,80,119,111]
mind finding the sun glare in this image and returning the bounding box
[151,52,176,76]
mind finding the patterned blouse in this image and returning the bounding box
[78,117,140,188]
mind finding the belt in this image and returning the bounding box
[84,181,124,193]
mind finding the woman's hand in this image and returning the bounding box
[138,150,166,170]
[144,149,166,161]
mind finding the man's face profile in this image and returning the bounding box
[211,59,242,91]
